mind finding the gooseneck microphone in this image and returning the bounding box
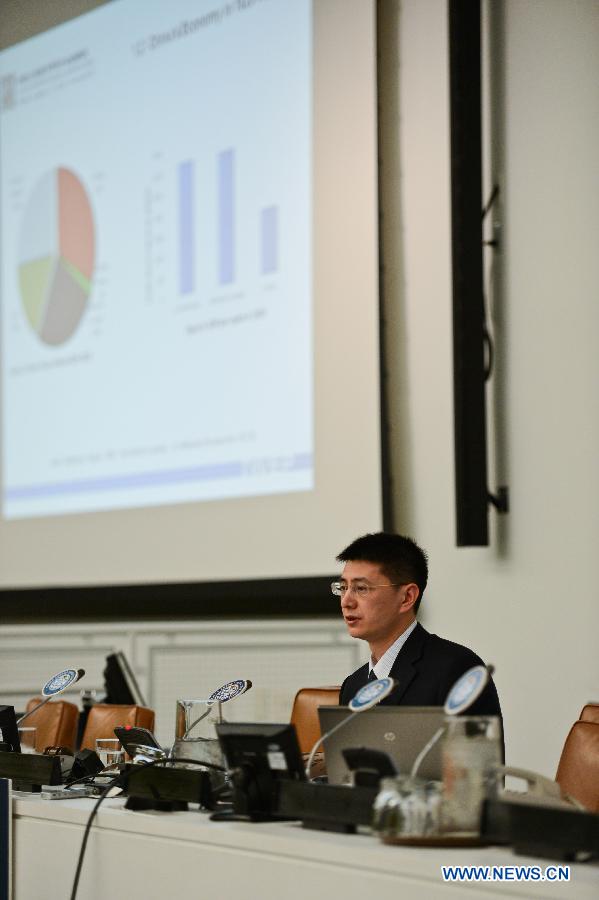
[410,663,495,777]
[181,679,253,740]
[17,668,86,725]
[305,677,397,779]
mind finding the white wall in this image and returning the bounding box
[381,0,599,775]
[0,619,365,747]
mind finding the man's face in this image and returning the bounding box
[339,559,407,648]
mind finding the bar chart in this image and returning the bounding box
[175,149,280,297]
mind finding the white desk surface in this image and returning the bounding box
[12,793,599,900]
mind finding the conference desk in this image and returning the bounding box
[12,793,599,900]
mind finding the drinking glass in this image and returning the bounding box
[96,737,125,769]
[372,775,442,840]
[441,715,502,833]
[18,726,37,754]
[173,698,225,769]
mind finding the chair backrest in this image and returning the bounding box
[555,720,599,812]
[290,686,340,754]
[80,704,155,751]
[579,703,599,725]
[24,697,79,753]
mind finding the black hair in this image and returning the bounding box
[336,532,428,613]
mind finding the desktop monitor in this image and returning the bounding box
[0,707,20,753]
[216,722,305,820]
[103,652,146,706]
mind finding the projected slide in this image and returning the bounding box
[18,167,95,346]
[0,0,313,519]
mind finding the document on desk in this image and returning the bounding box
[0,777,11,900]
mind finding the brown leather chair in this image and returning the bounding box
[290,686,340,754]
[23,697,79,753]
[80,704,155,751]
[579,703,599,725]
[555,720,599,812]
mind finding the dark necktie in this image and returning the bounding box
[367,669,377,682]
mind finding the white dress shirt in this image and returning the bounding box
[368,620,418,679]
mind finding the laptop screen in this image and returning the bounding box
[318,706,445,784]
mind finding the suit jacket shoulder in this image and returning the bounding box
[340,623,502,719]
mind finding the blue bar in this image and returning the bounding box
[218,149,234,284]
[178,160,194,294]
[261,205,278,274]
[3,453,314,502]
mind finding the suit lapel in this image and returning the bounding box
[353,662,370,693]
[342,662,369,704]
[384,622,428,704]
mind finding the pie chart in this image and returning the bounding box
[18,167,95,346]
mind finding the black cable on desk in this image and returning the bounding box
[69,757,225,900]
[69,772,122,900]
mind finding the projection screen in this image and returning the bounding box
[0,0,384,615]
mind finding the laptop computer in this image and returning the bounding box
[318,706,445,784]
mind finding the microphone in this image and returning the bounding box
[207,679,252,704]
[305,677,397,779]
[180,679,253,739]
[410,663,495,777]
[17,668,86,725]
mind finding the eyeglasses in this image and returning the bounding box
[331,581,404,599]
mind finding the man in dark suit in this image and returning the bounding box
[337,533,501,718]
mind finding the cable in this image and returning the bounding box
[481,183,499,221]
[63,767,118,790]
[69,756,225,900]
[481,183,500,382]
[63,774,100,789]
[69,772,122,900]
